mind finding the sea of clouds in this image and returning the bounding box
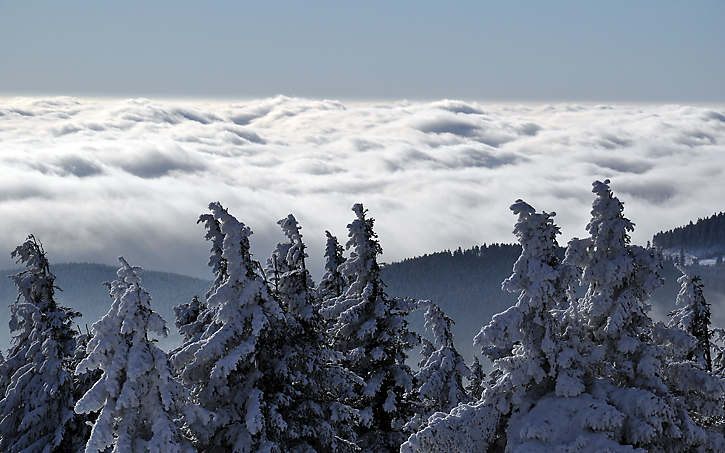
[0,96,723,280]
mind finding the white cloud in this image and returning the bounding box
[0,96,723,280]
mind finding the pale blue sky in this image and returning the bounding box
[1,1,724,102]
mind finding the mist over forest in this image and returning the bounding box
[1,183,725,452]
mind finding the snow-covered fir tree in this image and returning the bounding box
[75,257,199,453]
[198,210,228,300]
[404,199,575,453]
[405,182,725,452]
[669,264,712,372]
[663,264,725,436]
[465,357,486,402]
[170,212,227,348]
[411,299,471,427]
[258,214,360,453]
[511,180,725,452]
[171,202,285,452]
[266,214,315,320]
[62,328,101,453]
[550,180,722,451]
[174,295,210,343]
[477,199,572,414]
[321,203,419,453]
[317,230,346,300]
[0,235,80,453]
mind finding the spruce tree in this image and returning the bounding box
[0,235,80,453]
[74,257,198,453]
[456,199,575,452]
[321,203,419,453]
[542,180,724,452]
[260,214,360,453]
[411,300,471,427]
[61,328,101,453]
[669,264,712,372]
[317,230,346,300]
[171,202,285,452]
[173,295,210,343]
[404,182,725,452]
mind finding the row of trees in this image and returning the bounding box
[653,211,725,252]
[404,180,725,452]
[0,201,471,453]
[0,180,723,452]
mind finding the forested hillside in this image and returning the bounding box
[382,244,521,362]
[0,263,211,352]
[2,181,725,452]
[653,212,725,254]
[383,244,725,363]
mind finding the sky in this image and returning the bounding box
[1,1,724,103]
[0,2,723,282]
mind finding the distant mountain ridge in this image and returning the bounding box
[381,244,521,362]
[654,212,725,258]
[382,242,725,364]
[0,262,212,353]
[2,211,725,365]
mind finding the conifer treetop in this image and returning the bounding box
[340,203,383,297]
[0,235,79,453]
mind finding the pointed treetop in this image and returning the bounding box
[278,213,306,269]
[341,203,383,296]
[587,179,634,251]
[11,234,50,272]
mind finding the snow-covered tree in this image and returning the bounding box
[61,328,101,453]
[172,202,288,452]
[406,199,575,453]
[475,199,572,417]
[317,231,346,300]
[0,235,80,453]
[256,214,360,453]
[198,211,227,299]
[465,357,486,402]
[170,212,227,348]
[669,264,712,372]
[266,214,315,321]
[321,203,419,453]
[411,299,471,426]
[405,182,725,453]
[174,295,210,343]
[75,257,198,453]
[512,180,725,452]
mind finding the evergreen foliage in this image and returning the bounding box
[533,180,724,452]
[411,300,471,427]
[2,183,725,453]
[474,199,575,451]
[404,180,725,452]
[63,328,101,453]
[74,257,197,453]
[173,295,210,343]
[0,235,80,453]
[669,264,713,372]
[653,212,725,252]
[171,202,283,452]
[317,231,346,300]
[321,204,419,453]
[261,214,360,453]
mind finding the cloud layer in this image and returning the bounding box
[1,97,723,280]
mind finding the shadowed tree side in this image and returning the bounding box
[0,236,80,453]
